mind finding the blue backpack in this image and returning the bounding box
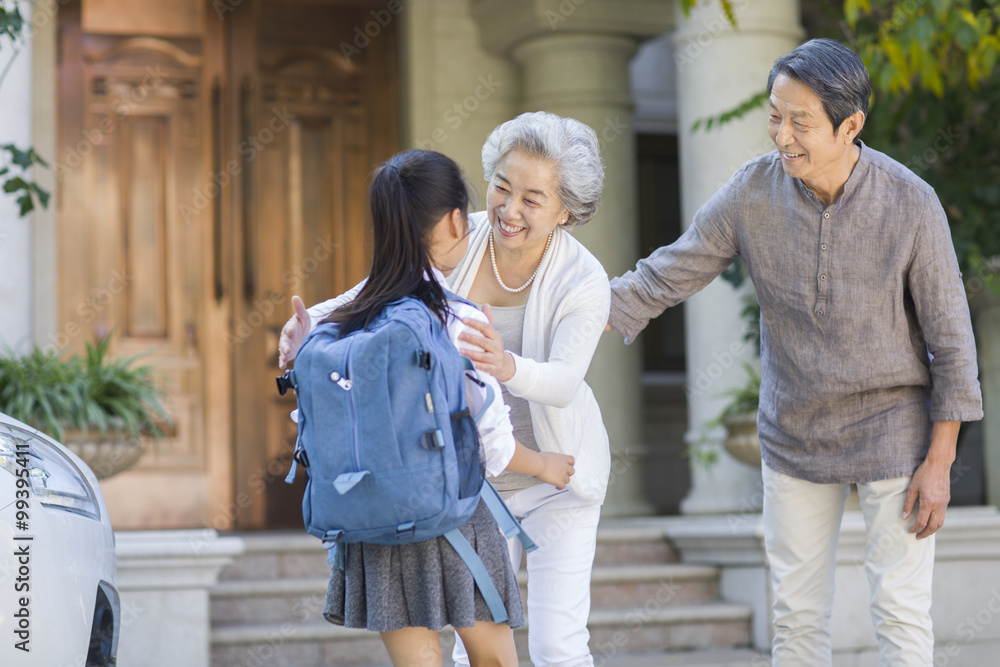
[277,294,534,623]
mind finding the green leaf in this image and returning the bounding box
[950,9,981,50]
[5,145,32,169]
[913,15,936,48]
[981,39,999,74]
[691,89,769,132]
[845,0,862,28]
[920,54,945,97]
[32,183,50,208]
[0,5,25,41]
[930,0,953,24]
[16,194,33,216]
[720,0,737,29]
[3,176,27,193]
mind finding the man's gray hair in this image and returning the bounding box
[482,111,605,228]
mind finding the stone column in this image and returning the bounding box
[30,0,60,346]
[0,0,36,351]
[470,0,673,516]
[972,284,1000,506]
[672,0,804,514]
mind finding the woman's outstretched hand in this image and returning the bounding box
[460,304,516,383]
[278,295,312,370]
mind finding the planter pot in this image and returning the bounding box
[62,428,146,480]
[722,412,761,467]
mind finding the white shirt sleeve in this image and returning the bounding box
[305,279,367,328]
[446,302,516,478]
[503,271,610,408]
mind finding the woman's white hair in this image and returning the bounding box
[481,111,605,228]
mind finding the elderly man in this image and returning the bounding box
[608,38,983,665]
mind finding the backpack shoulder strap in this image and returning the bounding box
[441,482,537,623]
[460,357,494,423]
[480,480,537,554]
[442,528,509,624]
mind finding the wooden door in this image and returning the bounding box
[56,0,397,530]
[227,1,399,528]
[57,0,229,528]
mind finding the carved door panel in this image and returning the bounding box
[57,1,221,527]
[227,1,398,528]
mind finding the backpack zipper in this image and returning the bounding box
[343,337,362,472]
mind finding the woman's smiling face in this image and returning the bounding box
[487,149,569,254]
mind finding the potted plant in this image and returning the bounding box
[686,263,763,469]
[715,362,762,467]
[0,334,171,479]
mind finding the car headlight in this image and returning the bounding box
[0,423,101,521]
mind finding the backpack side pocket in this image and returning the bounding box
[450,409,484,499]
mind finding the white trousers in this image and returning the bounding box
[453,483,602,667]
[762,464,935,667]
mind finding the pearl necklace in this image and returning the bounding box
[488,229,553,293]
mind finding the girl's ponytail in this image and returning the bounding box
[326,150,470,335]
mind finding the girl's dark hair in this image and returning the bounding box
[323,150,470,335]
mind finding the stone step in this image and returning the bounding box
[210,562,720,624]
[210,602,752,667]
[219,519,678,584]
[590,562,718,609]
[603,648,770,667]
[593,518,679,565]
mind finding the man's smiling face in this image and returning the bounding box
[767,73,859,191]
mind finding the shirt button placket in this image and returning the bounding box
[816,209,833,319]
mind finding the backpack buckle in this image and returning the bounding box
[416,350,431,370]
[396,522,416,542]
[275,371,296,396]
[421,429,445,450]
[294,448,310,468]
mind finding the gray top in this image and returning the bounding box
[487,304,542,497]
[610,142,983,484]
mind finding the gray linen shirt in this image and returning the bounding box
[610,143,983,484]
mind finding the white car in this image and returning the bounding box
[0,413,120,666]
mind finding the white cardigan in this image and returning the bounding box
[304,212,612,503]
[449,212,611,504]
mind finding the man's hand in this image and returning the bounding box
[278,295,312,370]
[902,459,951,539]
[902,421,960,539]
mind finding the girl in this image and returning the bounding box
[285,114,611,667]
[310,149,575,667]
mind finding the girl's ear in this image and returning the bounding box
[448,207,466,239]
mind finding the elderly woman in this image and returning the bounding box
[279,111,611,667]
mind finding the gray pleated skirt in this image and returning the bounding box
[323,500,525,632]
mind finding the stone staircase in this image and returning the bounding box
[210,519,762,666]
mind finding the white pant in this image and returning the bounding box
[453,483,602,667]
[762,464,935,667]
